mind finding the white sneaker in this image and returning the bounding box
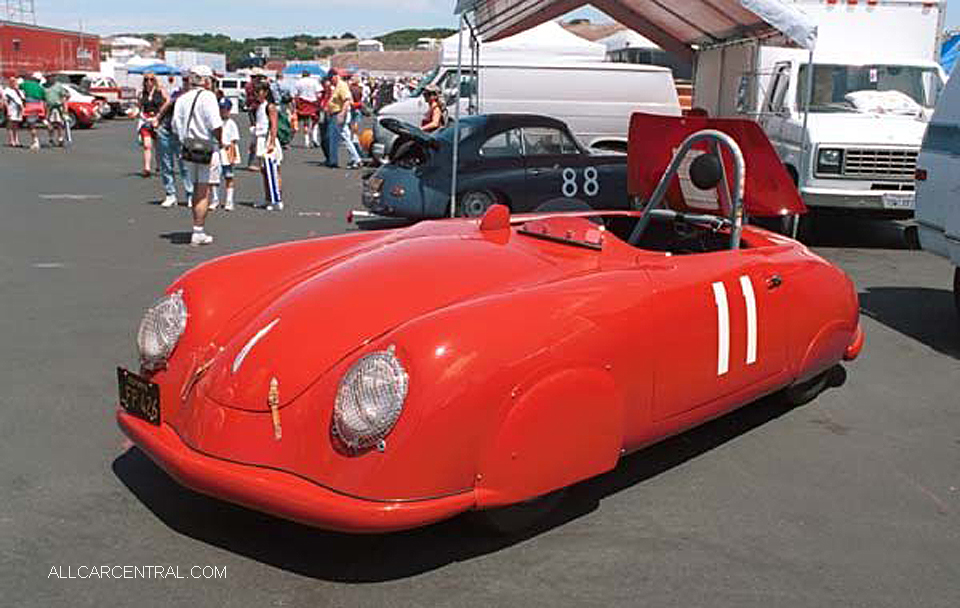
[224,202,234,211]
[210,201,220,210]
[253,201,269,209]
[160,195,177,208]
[30,141,40,151]
[266,202,284,211]
[190,232,214,246]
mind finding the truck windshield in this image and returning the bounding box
[797,64,942,113]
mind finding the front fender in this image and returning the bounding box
[475,366,624,508]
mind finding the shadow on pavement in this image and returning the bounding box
[159,232,193,245]
[859,286,960,358]
[112,385,841,583]
[803,215,913,250]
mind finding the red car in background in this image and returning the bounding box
[116,115,863,535]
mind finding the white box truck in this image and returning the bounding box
[695,0,946,231]
[915,69,960,317]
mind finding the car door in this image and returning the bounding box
[521,126,599,210]
[459,127,528,205]
[644,248,788,422]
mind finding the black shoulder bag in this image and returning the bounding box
[181,90,217,164]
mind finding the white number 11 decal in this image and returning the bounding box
[712,276,758,376]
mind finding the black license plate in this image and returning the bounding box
[117,367,161,425]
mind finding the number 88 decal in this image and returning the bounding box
[561,167,601,198]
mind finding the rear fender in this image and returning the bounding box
[475,367,624,508]
[795,320,856,384]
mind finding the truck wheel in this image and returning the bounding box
[954,267,960,318]
[458,191,496,217]
[469,489,566,535]
[795,212,816,243]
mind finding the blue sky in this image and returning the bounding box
[32,1,960,38]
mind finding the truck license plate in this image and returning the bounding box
[882,192,915,210]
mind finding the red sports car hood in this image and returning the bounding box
[203,233,563,411]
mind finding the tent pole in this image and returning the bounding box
[799,48,814,193]
[450,14,465,218]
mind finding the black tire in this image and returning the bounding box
[458,190,496,218]
[66,111,78,130]
[953,267,960,318]
[783,368,834,407]
[470,489,566,535]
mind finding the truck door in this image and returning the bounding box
[761,62,792,157]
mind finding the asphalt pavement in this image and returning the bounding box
[1,119,958,608]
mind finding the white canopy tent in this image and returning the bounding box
[454,0,817,59]
[441,20,606,65]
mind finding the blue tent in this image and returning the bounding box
[941,34,960,75]
[127,63,183,76]
[283,63,326,77]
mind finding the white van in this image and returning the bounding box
[915,71,960,317]
[373,62,681,159]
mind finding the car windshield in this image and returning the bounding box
[797,64,943,113]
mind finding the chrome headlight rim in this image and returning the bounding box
[332,346,409,452]
[137,290,188,371]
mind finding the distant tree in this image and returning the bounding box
[291,48,315,60]
[341,32,357,39]
[318,46,336,58]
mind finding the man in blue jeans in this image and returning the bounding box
[324,69,361,169]
[155,80,193,207]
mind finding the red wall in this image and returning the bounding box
[0,21,101,77]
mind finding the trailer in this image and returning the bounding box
[0,21,100,78]
[694,0,946,232]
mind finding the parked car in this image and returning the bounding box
[49,71,136,119]
[915,70,960,317]
[116,118,861,534]
[62,84,101,129]
[362,114,630,219]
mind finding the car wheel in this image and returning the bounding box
[470,489,566,535]
[784,365,844,406]
[66,111,78,130]
[458,191,496,218]
[954,267,960,318]
[98,102,114,119]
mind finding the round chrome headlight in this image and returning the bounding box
[137,291,188,370]
[333,349,409,450]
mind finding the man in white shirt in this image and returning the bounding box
[172,65,222,245]
[294,71,321,148]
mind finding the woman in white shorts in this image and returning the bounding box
[253,81,283,211]
[2,78,24,147]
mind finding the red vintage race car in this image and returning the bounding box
[116,115,863,534]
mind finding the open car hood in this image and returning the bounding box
[627,113,806,218]
[380,117,438,149]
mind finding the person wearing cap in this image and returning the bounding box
[420,84,447,133]
[324,68,361,169]
[216,97,240,211]
[172,65,222,246]
[294,70,321,148]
